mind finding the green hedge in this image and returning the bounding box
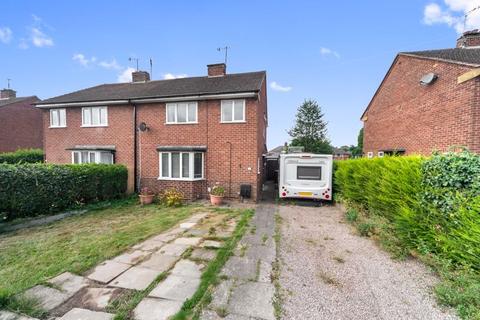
[0,149,44,164]
[0,163,128,220]
[334,152,480,269]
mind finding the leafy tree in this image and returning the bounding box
[288,99,333,154]
[350,128,364,157]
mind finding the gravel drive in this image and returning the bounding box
[278,204,458,320]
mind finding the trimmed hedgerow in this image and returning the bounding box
[0,163,128,220]
[0,149,44,164]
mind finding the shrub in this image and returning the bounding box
[0,149,44,164]
[160,188,184,207]
[345,208,358,222]
[0,163,128,220]
[210,185,225,196]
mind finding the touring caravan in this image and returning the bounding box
[278,153,333,200]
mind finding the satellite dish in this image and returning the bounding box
[420,73,438,86]
[138,122,148,132]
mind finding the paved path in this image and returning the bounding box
[278,204,458,320]
[201,204,277,320]
[2,211,236,320]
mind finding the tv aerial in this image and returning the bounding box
[464,6,480,31]
[217,46,229,64]
[129,57,139,71]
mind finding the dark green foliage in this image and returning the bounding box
[289,99,333,154]
[0,149,44,164]
[350,128,364,157]
[357,222,374,237]
[0,163,128,220]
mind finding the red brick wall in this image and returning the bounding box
[42,84,267,200]
[0,97,43,152]
[363,55,479,156]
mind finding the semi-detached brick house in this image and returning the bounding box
[362,30,480,157]
[35,64,268,201]
[0,88,42,152]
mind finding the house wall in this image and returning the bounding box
[0,97,43,152]
[363,55,479,156]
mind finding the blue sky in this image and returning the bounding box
[1,0,479,149]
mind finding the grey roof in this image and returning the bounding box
[37,71,266,105]
[401,48,480,66]
[0,96,39,108]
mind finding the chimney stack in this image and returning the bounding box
[132,70,150,83]
[457,29,480,48]
[207,63,226,77]
[0,88,16,99]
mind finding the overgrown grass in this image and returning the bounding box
[0,197,206,311]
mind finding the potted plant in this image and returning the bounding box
[210,185,225,205]
[139,187,155,205]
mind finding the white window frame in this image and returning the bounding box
[158,151,204,181]
[367,152,374,158]
[221,99,246,123]
[49,108,66,128]
[71,150,114,164]
[165,102,198,124]
[81,106,108,127]
[378,151,385,158]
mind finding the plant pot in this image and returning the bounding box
[210,194,224,206]
[139,194,155,205]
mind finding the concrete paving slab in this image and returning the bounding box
[150,233,177,243]
[179,222,196,229]
[79,287,121,310]
[48,272,90,296]
[258,261,272,283]
[109,266,159,290]
[149,275,200,301]
[134,297,183,320]
[185,228,208,237]
[139,253,178,272]
[243,245,276,264]
[228,282,275,320]
[171,259,203,278]
[58,307,114,320]
[200,310,252,320]
[133,239,165,252]
[174,237,202,246]
[200,240,222,249]
[87,260,131,283]
[190,248,217,261]
[209,279,234,310]
[113,250,150,265]
[221,256,257,281]
[163,227,185,237]
[23,285,69,311]
[186,213,208,223]
[0,310,38,320]
[158,243,188,256]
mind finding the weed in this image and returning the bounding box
[357,222,375,237]
[262,234,268,245]
[215,306,229,317]
[345,209,358,222]
[317,270,341,287]
[332,256,345,263]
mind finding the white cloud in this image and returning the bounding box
[320,47,340,58]
[423,1,480,33]
[31,27,53,47]
[270,81,292,92]
[163,73,188,80]
[117,67,136,83]
[72,53,97,67]
[0,27,12,44]
[98,59,121,70]
[18,38,28,49]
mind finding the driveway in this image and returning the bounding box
[278,204,458,320]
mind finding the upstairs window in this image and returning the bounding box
[82,107,108,127]
[221,99,245,122]
[72,150,114,164]
[166,102,197,124]
[50,109,66,128]
[159,152,204,180]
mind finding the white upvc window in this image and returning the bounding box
[221,99,245,122]
[159,152,204,180]
[82,106,108,127]
[378,151,385,158]
[166,102,197,124]
[367,152,374,158]
[50,109,66,128]
[72,151,114,164]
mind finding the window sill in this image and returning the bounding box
[49,126,67,129]
[157,177,205,181]
[220,121,246,124]
[81,125,109,128]
[164,122,199,125]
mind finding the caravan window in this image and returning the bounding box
[297,166,322,180]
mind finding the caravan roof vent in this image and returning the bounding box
[420,73,438,86]
[288,146,305,153]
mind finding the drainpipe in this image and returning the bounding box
[226,141,232,198]
[132,101,138,192]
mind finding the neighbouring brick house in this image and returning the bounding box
[362,30,480,157]
[0,88,42,152]
[36,64,268,201]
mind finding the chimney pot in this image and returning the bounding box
[132,70,150,83]
[207,63,226,77]
[457,29,480,48]
[0,88,16,99]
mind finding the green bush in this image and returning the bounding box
[0,149,44,164]
[0,163,128,220]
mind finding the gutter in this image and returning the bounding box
[35,92,258,108]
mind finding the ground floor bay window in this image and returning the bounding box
[68,146,116,164]
[158,148,205,180]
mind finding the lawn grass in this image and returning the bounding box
[0,197,209,309]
